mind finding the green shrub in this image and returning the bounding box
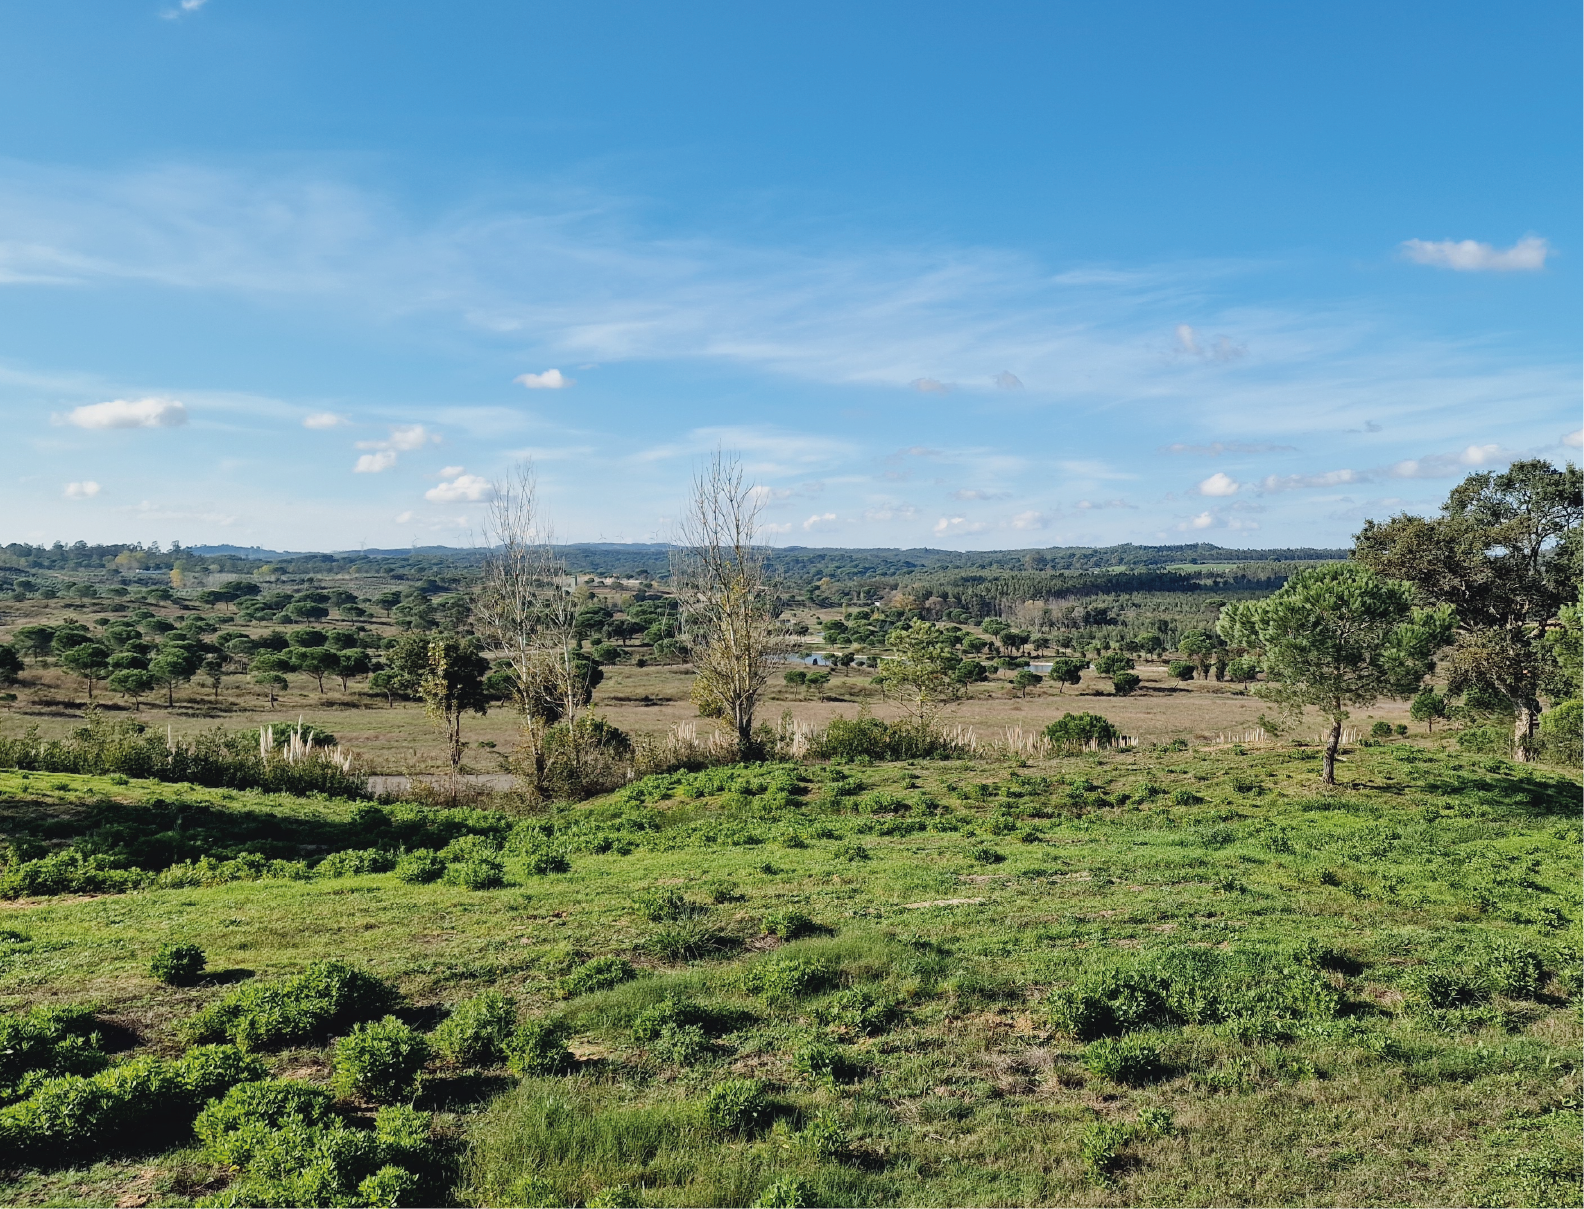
[431,991,517,1066]
[648,1022,714,1065]
[762,909,818,939]
[316,848,397,878]
[631,996,710,1042]
[442,856,506,890]
[333,1017,430,1102]
[702,1077,769,1134]
[1408,966,1489,1010]
[702,877,744,903]
[150,942,207,985]
[966,843,1004,864]
[518,845,571,875]
[1170,788,1203,806]
[811,987,897,1035]
[440,834,500,862]
[792,1041,866,1083]
[1540,700,1583,766]
[732,955,835,1000]
[831,841,870,862]
[753,1177,817,1208]
[1167,661,1197,681]
[0,849,146,899]
[798,1109,848,1160]
[1370,720,1393,739]
[1080,1120,1134,1185]
[587,1183,644,1208]
[392,849,446,884]
[1456,726,1511,756]
[643,920,732,961]
[632,886,704,921]
[1044,712,1120,748]
[504,1018,573,1076]
[1480,940,1548,999]
[1084,1034,1164,1084]
[555,955,638,999]
[0,1044,263,1159]
[183,960,401,1050]
[195,1079,337,1167]
[0,1005,108,1099]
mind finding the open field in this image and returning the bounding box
[1,732,1578,1207]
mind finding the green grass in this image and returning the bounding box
[0,739,1579,1206]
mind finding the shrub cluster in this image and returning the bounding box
[1048,949,1339,1041]
[333,1017,430,1102]
[431,990,518,1066]
[194,1081,436,1208]
[184,961,401,1050]
[0,1044,263,1159]
[0,1005,108,1101]
[732,955,835,1000]
[504,1018,573,1076]
[555,955,637,999]
[807,716,961,761]
[150,942,207,985]
[702,1077,770,1134]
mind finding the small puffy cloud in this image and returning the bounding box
[749,484,793,503]
[992,371,1023,390]
[437,465,465,478]
[1182,511,1216,530]
[1460,443,1502,465]
[909,378,950,394]
[1076,498,1136,510]
[1401,236,1550,272]
[65,397,187,429]
[302,412,347,429]
[64,481,101,498]
[1392,444,1511,479]
[1010,510,1047,530]
[394,510,414,523]
[388,424,436,452]
[1259,468,1362,492]
[355,451,398,473]
[515,368,573,390]
[952,488,1009,501]
[1198,472,1240,497]
[425,473,494,502]
[802,512,838,531]
[761,521,793,534]
[1565,429,1582,448]
[933,515,986,536]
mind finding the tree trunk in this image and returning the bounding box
[1513,705,1537,762]
[1322,717,1342,785]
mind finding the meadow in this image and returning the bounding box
[1,732,1578,1207]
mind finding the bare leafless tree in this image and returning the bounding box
[475,463,585,729]
[672,451,791,756]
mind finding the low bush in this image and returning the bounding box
[762,909,818,940]
[195,1087,435,1209]
[443,856,506,890]
[754,1178,817,1208]
[431,990,518,1066]
[333,1016,431,1103]
[184,961,402,1051]
[0,849,146,899]
[792,1041,867,1083]
[0,1044,264,1160]
[0,1005,108,1100]
[798,1109,849,1160]
[1539,700,1583,766]
[831,841,870,862]
[1081,1120,1135,1185]
[811,987,897,1035]
[808,715,962,761]
[393,849,446,884]
[504,1018,573,1076]
[1084,1034,1164,1084]
[150,942,207,986]
[1044,712,1120,749]
[440,834,500,862]
[644,920,734,962]
[632,886,705,922]
[316,848,397,878]
[517,845,571,876]
[702,1077,769,1134]
[733,955,835,1000]
[555,956,637,999]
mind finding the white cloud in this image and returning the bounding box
[1174,324,1246,362]
[302,412,347,429]
[515,368,573,389]
[761,521,793,534]
[354,451,397,473]
[992,371,1023,390]
[65,397,187,429]
[1010,510,1046,530]
[909,378,950,394]
[437,465,465,478]
[394,510,414,523]
[1075,498,1136,510]
[1401,236,1550,272]
[1183,511,1215,530]
[1460,443,1502,465]
[424,473,493,502]
[863,505,917,522]
[933,516,986,536]
[1258,469,1362,492]
[951,488,1009,501]
[1198,471,1240,496]
[64,480,100,498]
[802,512,838,530]
[1565,429,1583,448]
[388,424,436,452]
[1164,441,1297,456]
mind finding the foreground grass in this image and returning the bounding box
[1,739,1579,1207]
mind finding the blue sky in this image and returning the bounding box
[3,1,1578,552]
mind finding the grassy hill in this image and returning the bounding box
[1,735,1578,1207]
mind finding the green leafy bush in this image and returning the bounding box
[183,961,401,1050]
[1044,712,1121,749]
[0,1005,108,1100]
[831,841,870,862]
[1170,788,1203,806]
[762,909,818,939]
[798,1109,848,1160]
[0,1044,263,1159]
[702,1077,769,1134]
[518,845,571,875]
[1369,720,1394,738]
[1539,700,1582,766]
[811,987,897,1035]
[753,1177,816,1208]
[1081,1120,1135,1185]
[733,956,835,1000]
[392,849,446,884]
[1084,1034,1164,1084]
[792,1041,866,1083]
[442,856,506,890]
[439,834,500,862]
[644,920,732,961]
[555,955,637,999]
[431,991,517,1065]
[631,996,713,1043]
[504,1018,573,1076]
[966,843,1004,864]
[333,1016,430,1102]
[316,848,397,878]
[0,849,147,899]
[632,886,704,921]
[150,941,207,985]
[195,1079,337,1166]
